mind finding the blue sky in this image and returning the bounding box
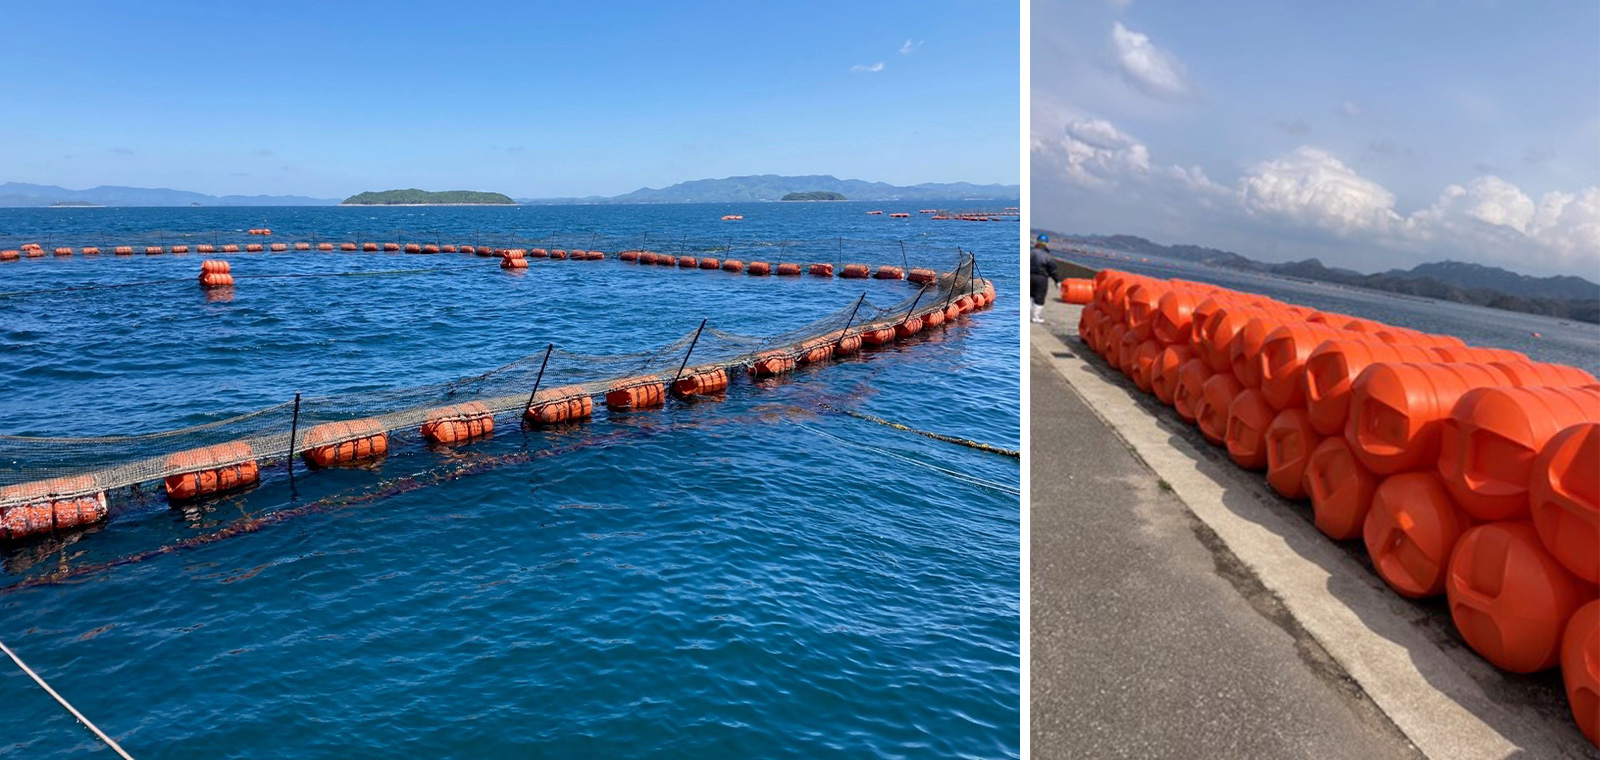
[1032,0,1600,277]
[3,1,1019,199]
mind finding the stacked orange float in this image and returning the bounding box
[1073,269,1599,746]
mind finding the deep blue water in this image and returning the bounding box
[1053,249,1600,375]
[0,202,1022,758]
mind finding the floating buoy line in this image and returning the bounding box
[0,241,998,547]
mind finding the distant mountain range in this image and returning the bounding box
[0,182,337,207]
[1,175,1018,207]
[1044,232,1600,324]
[518,174,1019,204]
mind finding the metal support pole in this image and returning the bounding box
[840,293,867,334]
[899,240,908,271]
[671,319,709,389]
[900,287,927,326]
[286,392,301,482]
[522,343,555,415]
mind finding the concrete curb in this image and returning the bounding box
[1030,316,1591,759]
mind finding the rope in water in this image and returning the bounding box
[796,423,1020,497]
[818,403,1020,458]
[0,638,135,759]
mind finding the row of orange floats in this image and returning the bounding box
[614,250,926,283]
[0,275,998,541]
[1,242,610,259]
[1070,270,1600,746]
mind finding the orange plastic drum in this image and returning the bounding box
[1529,423,1599,584]
[809,263,834,277]
[1152,289,1200,345]
[747,261,772,276]
[0,476,108,540]
[777,263,802,276]
[1346,362,1517,475]
[699,258,720,270]
[721,259,744,272]
[1059,278,1093,305]
[1303,339,1444,436]
[894,316,924,339]
[1304,437,1378,541]
[1447,521,1591,673]
[1364,472,1474,598]
[1122,281,1167,341]
[1561,600,1600,746]
[1151,345,1194,406]
[1196,373,1243,445]
[1437,386,1600,521]
[1131,340,1162,393]
[840,263,870,279]
[1264,408,1322,500]
[861,326,896,346]
[873,266,905,280]
[749,351,797,377]
[1257,322,1352,410]
[1173,358,1213,423]
[1225,388,1275,470]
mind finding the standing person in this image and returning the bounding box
[1030,234,1062,324]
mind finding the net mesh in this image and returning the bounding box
[0,251,988,509]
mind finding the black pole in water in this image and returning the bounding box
[286,392,302,482]
[671,319,709,389]
[900,286,928,326]
[899,240,908,271]
[840,293,867,334]
[837,236,843,268]
[522,343,555,417]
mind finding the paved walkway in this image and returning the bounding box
[1030,352,1418,759]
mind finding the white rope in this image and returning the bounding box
[0,638,135,759]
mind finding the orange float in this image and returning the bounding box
[52,247,72,257]
[1431,345,1527,364]
[669,255,692,268]
[699,258,720,270]
[1529,423,1599,584]
[840,264,870,279]
[1196,373,1243,445]
[605,376,666,410]
[747,261,772,276]
[1151,289,1200,345]
[0,476,108,539]
[1346,362,1518,475]
[1562,600,1600,746]
[164,442,259,501]
[923,308,945,328]
[908,268,937,284]
[1059,278,1094,305]
[721,259,744,272]
[0,250,20,262]
[797,337,835,364]
[1256,322,1354,410]
[1227,314,1305,389]
[1304,437,1378,540]
[894,316,924,340]
[500,257,527,269]
[861,326,896,346]
[1150,344,1194,406]
[1363,471,1474,598]
[1130,340,1162,393]
[1447,521,1592,673]
[1437,385,1600,521]
[340,242,357,251]
[749,351,796,377]
[1173,358,1213,424]
[809,263,834,277]
[1264,408,1321,500]
[551,249,571,260]
[873,266,904,280]
[1224,388,1275,470]
[300,418,388,468]
[777,263,802,276]
[833,331,863,356]
[1199,305,1277,373]
[1303,339,1446,436]
[419,402,494,444]
[524,386,595,425]
[114,246,135,255]
[672,367,729,397]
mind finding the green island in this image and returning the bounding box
[780,191,847,201]
[341,189,516,206]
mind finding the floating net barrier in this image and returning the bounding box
[4,230,979,269]
[0,251,996,542]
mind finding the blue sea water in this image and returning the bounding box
[0,202,1022,758]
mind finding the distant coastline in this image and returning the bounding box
[340,189,516,206]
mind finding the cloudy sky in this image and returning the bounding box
[1032,0,1600,278]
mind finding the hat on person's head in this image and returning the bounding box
[1037,234,1049,243]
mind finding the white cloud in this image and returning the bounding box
[898,39,923,55]
[1239,147,1401,235]
[1340,100,1363,118]
[851,62,885,73]
[1033,116,1152,187]
[1109,22,1189,98]
[1410,177,1600,271]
